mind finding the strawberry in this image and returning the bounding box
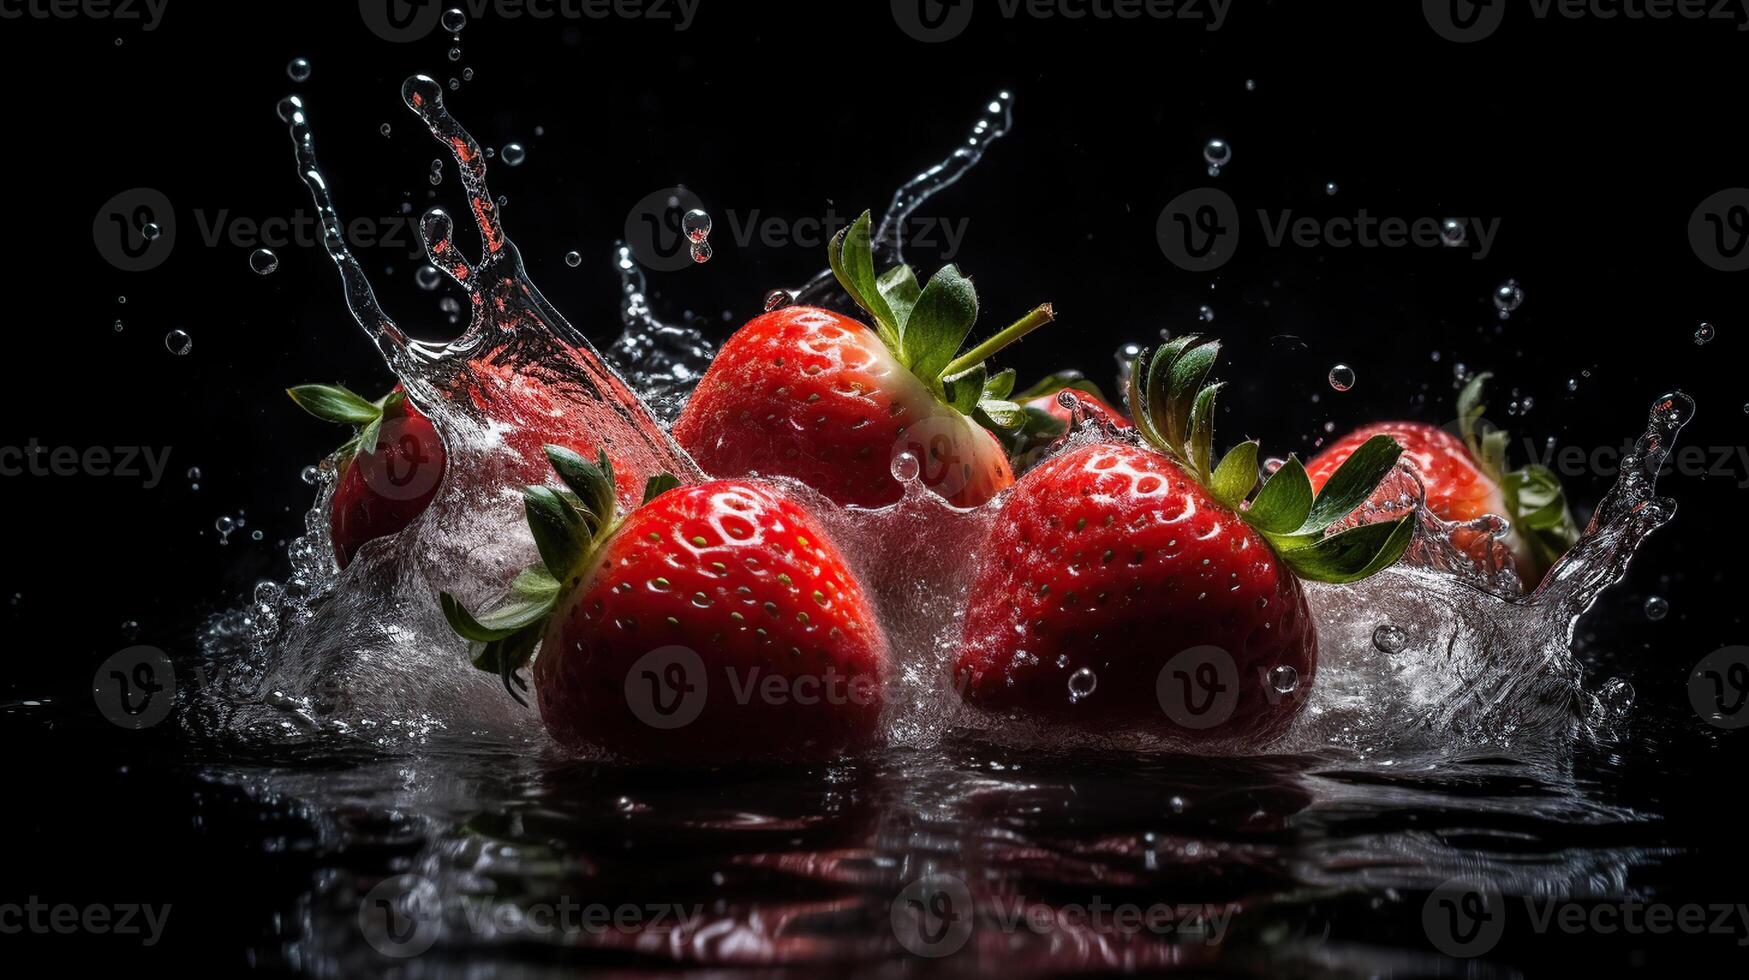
[953,337,1412,746]
[1306,372,1579,583]
[288,384,447,568]
[441,449,888,761]
[674,211,1054,508]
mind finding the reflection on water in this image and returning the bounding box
[187,727,1672,976]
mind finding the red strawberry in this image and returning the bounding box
[1306,373,1578,583]
[674,211,1054,508]
[442,450,888,761]
[954,337,1412,747]
[288,384,447,568]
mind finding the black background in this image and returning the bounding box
[4,0,1748,972]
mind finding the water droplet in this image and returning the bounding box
[689,240,712,264]
[120,620,140,640]
[448,77,460,91]
[249,248,279,275]
[1597,676,1635,715]
[1268,664,1299,694]
[1197,304,1215,323]
[300,465,320,485]
[1372,624,1409,654]
[379,122,392,137]
[447,46,462,62]
[1566,377,1579,392]
[1328,364,1355,392]
[164,329,192,356]
[564,250,582,268]
[140,221,162,241]
[441,7,467,32]
[1244,79,1256,91]
[890,451,921,483]
[1324,181,1339,196]
[1440,219,1467,247]
[1643,595,1669,621]
[462,67,475,82]
[414,264,443,291]
[1694,321,1716,345]
[438,296,463,322]
[682,208,713,244]
[251,530,265,542]
[501,142,526,167]
[186,466,202,481]
[286,58,311,83]
[112,320,124,333]
[215,515,235,537]
[1068,667,1098,701]
[1202,138,1232,176]
[1492,279,1524,319]
[116,295,127,305]
[764,289,795,312]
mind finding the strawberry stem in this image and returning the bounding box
[940,304,1055,380]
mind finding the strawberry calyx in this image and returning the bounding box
[994,370,1109,458]
[827,209,1054,436]
[1127,336,1413,585]
[1456,372,1581,576]
[438,446,678,703]
[287,382,411,463]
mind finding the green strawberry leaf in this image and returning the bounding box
[509,566,561,601]
[877,264,922,333]
[1164,339,1218,451]
[904,264,979,383]
[1209,440,1260,509]
[983,368,1017,402]
[353,415,385,462]
[1186,381,1222,485]
[642,473,681,506]
[828,211,902,350]
[522,485,587,578]
[942,364,987,416]
[1246,457,1314,535]
[978,399,1026,429]
[545,446,615,528]
[1276,517,1414,585]
[287,383,384,425]
[1505,463,1581,574]
[468,624,541,706]
[441,590,553,642]
[1301,434,1402,535]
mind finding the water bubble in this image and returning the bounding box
[564,250,582,268]
[764,289,795,312]
[215,515,236,541]
[116,295,127,305]
[414,264,443,291]
[438,296,462,322]
[1372,624,1409,654]
[379,123,392,137]
[164,329,192,356]
[120,620,140,640]
[1268,664,1299,695]
[1202,138,1232,175]
[249,248,279,275]
[286,58,311,83]
[1492,279,1524,318]
[448,77,460,91]
[1567,377,1580,392]
[682,209,713,244]
[1643,595,1669,621]
[441,7,467,32]
[1245,79,1256,91]
[186,466,202,481]
[1694,321,1716,345]
[300,465,320,486]
[1067,667,1099,702]
[447,46,462,62]
[890,451,921,483]
[1328,364,1355,392]
[1197,304,1215,323]
[112,320,124,333]
[1324,181,1339,196]
[1440,219,1467,247]
[501,142,526,167]
[689,240,713,264]
[251,530,265,542]
[141,221,162,241]
[1597,676,1635,715]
